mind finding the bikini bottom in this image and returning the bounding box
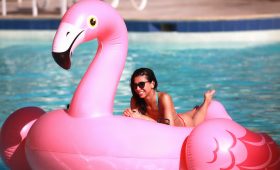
[177,105,200,127]
[177,114,186,127]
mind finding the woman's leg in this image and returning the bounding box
[180,90,216,127]
[192,90,215,126]
[175,106,197,127]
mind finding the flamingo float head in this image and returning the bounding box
[51,0,128,117]
[52,0,127,70]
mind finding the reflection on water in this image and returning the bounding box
[0,33,280,166]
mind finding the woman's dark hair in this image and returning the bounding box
[130,68,158,114]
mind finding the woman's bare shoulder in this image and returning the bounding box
[158,92,172,102]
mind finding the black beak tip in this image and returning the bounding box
[52,51,71,70]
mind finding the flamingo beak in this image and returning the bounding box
[52,22,84,70]
[52,30,84,70]
[52,50,71,70]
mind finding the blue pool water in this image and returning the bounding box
[0,31,280,168]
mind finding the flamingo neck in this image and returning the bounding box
[69,32,128,118]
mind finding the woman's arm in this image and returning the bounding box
[123,97,156,122]
[123,108,156,122]
[159,93,178,126]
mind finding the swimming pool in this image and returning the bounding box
[0,30,280,168]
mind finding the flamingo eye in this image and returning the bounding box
[87,16,98,29]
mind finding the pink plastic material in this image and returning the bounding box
[0,0,279,169]
[0,107,45,170]
[181,119,280,169]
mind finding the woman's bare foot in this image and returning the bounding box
[204,89,216,105]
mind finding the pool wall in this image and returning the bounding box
[1,30,280,49]
[1,17,280,32]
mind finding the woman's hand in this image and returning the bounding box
[123,108,157,122]
[123,108,141,118]
[123,108,133,117]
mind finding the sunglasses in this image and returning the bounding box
[133,81,149,89]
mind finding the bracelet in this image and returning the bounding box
[157,118,170,125]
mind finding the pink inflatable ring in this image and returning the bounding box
[0,0,279,169]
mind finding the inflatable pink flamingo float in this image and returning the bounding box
[1,0,279,169]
